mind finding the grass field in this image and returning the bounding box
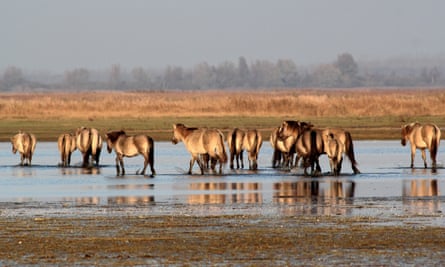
[1,88,444,141]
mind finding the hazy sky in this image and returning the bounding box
[1,0,444,72]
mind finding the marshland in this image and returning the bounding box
[1,88,445,266]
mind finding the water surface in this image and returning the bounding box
[0,141,444,223]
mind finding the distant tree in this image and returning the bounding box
[311,64,342,88]
[164,66,184,89]
[64,68,90,89]
[214,61,237,88]
[237,56,250,87]
[1,66,24,91]
[131,67,149,89]
[334,53,360,87]
[109,64,122,89]
[276,59,299,87]
[421,66,441,85]
[192,62,215,89]
[250,60,281,88]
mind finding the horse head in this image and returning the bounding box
[172,123,186,144]
[106,130,125,153]
[401,123,417,146]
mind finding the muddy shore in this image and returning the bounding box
[1,205,444,266]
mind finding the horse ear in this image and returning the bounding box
[173,124,177,129]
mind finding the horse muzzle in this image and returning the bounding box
[171,138,178,145]
[401,139,406,146]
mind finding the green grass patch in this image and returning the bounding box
[0,115,443,142]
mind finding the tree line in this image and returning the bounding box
[0,53,443,91]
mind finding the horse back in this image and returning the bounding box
[243,129,262,153]
[227,128,245,154]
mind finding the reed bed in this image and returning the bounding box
[1,88,444,140]
[1,88,445,119]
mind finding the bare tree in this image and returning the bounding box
[2,66,24,91]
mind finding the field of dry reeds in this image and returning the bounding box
[0,88,444,140]
[1,88,445,118]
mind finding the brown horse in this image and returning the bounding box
[57,133,77,167]
[275,120,313,169]
[401,122,441,169]
[269,127,283,168]
[227,128,245,169]
[270,127,297,168]
[172,123,227,175]
[75,127,102,167]
[324,133,345,176]
[11,131,37,166]
[106,130,156,176]
[242,129,263,170]
[319,128,360,174]
[295,129,324,176]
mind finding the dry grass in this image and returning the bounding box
[1,88,445,119]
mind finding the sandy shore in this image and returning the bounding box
[0,204,444,266]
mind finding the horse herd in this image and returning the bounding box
[8,121,441,177]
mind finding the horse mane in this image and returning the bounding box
[175,123,198,131]
[107,130,126,143]
[403,122,421,135]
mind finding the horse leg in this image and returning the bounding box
[115,156,121,175]
[410,146,416,168]
[240,151,244,169]
[82,152,90,168]
[119,156,125,175]
[431,149,437,170]
[230,152,235,169]
[421,149,427,168]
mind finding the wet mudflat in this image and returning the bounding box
[0,141,445,265]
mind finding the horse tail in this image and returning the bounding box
[345,131,360,174]
[62,135,69,162]
[430,126,441,162]
[148,136,155,174]
[230,129,237,154]
[256,131,263,156]
[218,132,228,164]
[310,130,318,160]
[90,129,98,157]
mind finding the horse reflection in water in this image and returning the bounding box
[188,182,262,204]
[403,179,439,214]
[273,180,355,215]
[401,122,441,170]
[59,166,101,175]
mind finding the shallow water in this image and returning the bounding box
[0,141,444,223]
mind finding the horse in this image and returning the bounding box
[105,130,156,176]
[271,129,297,169]
[269,127,283,168]
[324,133,345,176]
[172,123,227,175]
[277,120,314,140]
[57,133,77,167]
[227,128,245,169]
[274,120,313,169]
[295,129,325,176]
[242,129,263,170]
[319,128,360,174]
[401,122,441,169]
[11,131,37,166]
[75,127,103,167]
